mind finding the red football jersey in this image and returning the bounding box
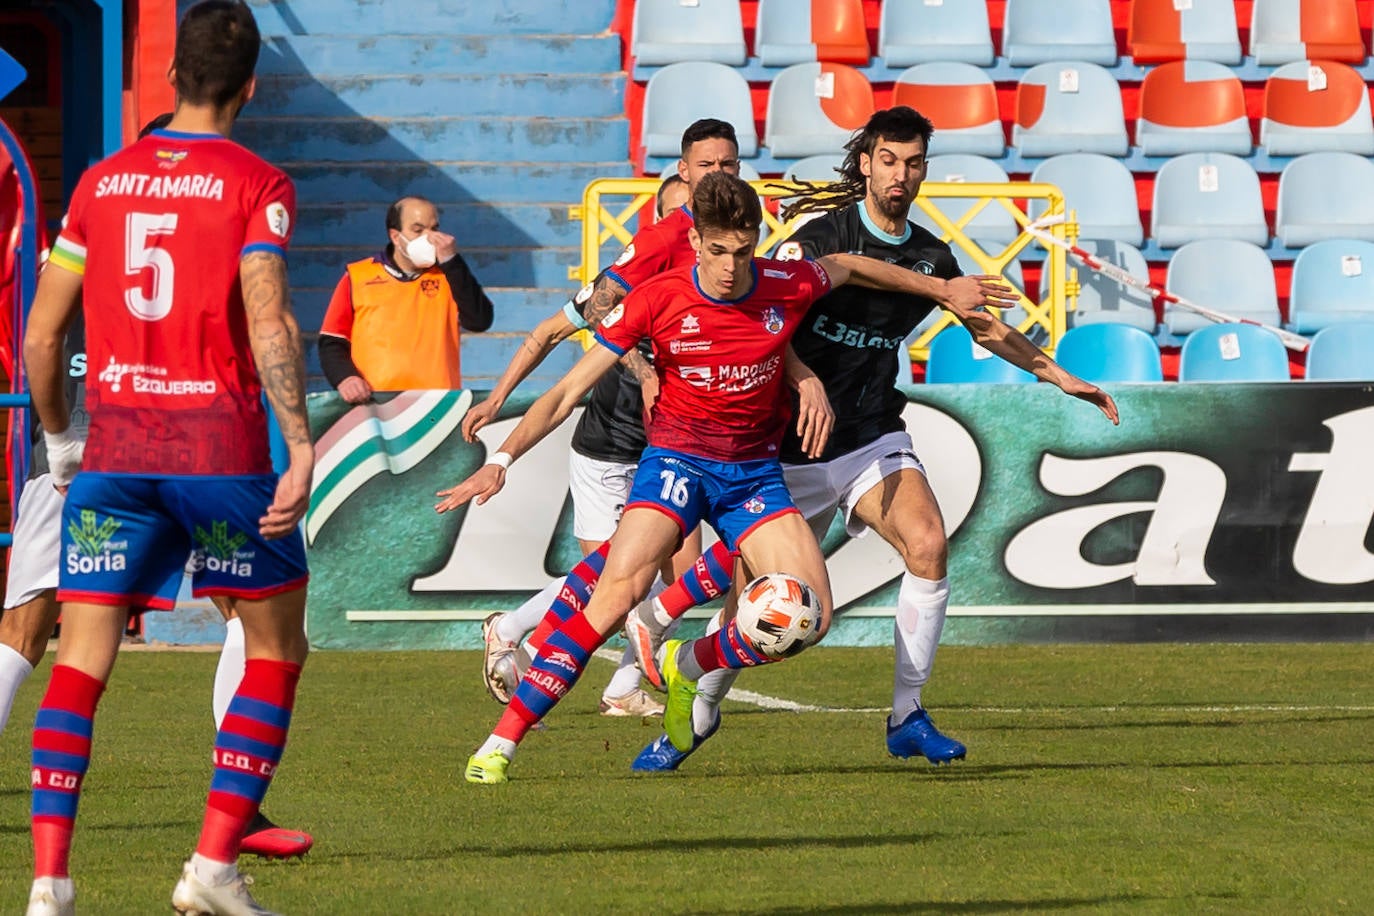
[604,205,696,292]
[595,258,832,462]
[48,129,296,475]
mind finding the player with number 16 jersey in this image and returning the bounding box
[50,127,295,477]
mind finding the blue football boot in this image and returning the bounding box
[886,707,966,764]
[631,714,721,772]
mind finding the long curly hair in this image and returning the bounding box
[779,107,935,222]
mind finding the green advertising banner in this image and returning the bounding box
[302,384,1374,650]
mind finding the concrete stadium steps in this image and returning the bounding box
[235,117,628,164]
[246,0,617,37]
[250,73,627,119]
[292,202,584,249]
[256,34,620,77]
[281,161,629,206]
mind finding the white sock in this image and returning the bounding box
[603,647,643,699]
[691,610,733,735]
[190,852,237,886]
[213,617,245,730]
[475,734,518,760]
[0,643,35,736]
[498,577,565,644]
[892,574,950,723]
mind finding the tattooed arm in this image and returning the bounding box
[241,250,314,538]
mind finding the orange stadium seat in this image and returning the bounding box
[1128,0,1242,64]
[1013,61,1129,157]
[1261,60,1374,155]
[892,63,1004,157]
[765,62,875,157]
[756,0,870,66]
[1135,60,1252,155]
[1249,0,1365,65]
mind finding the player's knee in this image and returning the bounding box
[0,593,59,665]
[898,523,947,579]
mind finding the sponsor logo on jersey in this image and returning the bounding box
[912,260,935,275]
[97,357,217,396]
[613,243,636,267]
[680,313,700,335]
[810,315,907,350]
[679,356,782,393]
[776,241,803,261]
[743,496,766,515]
[65,510,128,574]
[600,303,625,328]
[93,172,224,201]
[266,201,291,238]
[669,338,713,355]
[154,148,188,168]
[762,268,793,280]
[679,365,713,388]
[190,521,256,578]
[420,278,440,296]
[762,306,785,335]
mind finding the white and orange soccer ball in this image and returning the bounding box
[735,573,823,660]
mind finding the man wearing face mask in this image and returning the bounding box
[319,196,494,402]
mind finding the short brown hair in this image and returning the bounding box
[173,1,261,108]
[692,171,762,235]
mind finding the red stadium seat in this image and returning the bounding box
[765,62,875,157]
[891,63,1003,156]
[1135,60,1252,155]
[756,0,869,66]
[1128,0,1242,64]
[1262,60,1374,154]
[1249,0,1364,65]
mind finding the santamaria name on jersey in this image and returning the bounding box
[93,172,225,200]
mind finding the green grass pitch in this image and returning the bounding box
[2,644,1372,913]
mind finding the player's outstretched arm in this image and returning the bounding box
[22,263,85,486]
[437,344,621,512]
[241,251,315,537]
[815,253,1018,314]
[784,345,833,459]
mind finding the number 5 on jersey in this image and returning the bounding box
[125,211,178,321]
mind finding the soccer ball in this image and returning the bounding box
[735,573,823,660]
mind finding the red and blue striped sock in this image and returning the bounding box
[528,540,610,654]
[495,611,607,744]
[31,665,104,878]
[682,618,770,679]
[655,541,736,624]
[196,659,301,863]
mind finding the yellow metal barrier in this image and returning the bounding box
[568,178,1072,361]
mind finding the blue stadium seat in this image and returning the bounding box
[878,0,995,67]
[1286,239,1374,332]
[1249,0,1365,66]
[1030,154,1145,245]
[1178,323,1292,381]
[781,153,846,183]
[1053,323,1164,382]
[926,324,1037,384]
[1151,152,1268,248]
[916,155,1019,243]
[1165,239,1281,335]
[756,0,870,67]
[1013,62,1129,158]
[892,63,1005,157]
[1041,239,1158,332]
[764,62,875,158]
[631,0,747,66]
[1261,61,1374,156]
[642,62,759,158]
[1275,152,1374,248]
[1304,321,1374,380]
[1004,0,1119,66]
[1135,60,1252,156]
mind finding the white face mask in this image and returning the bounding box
[399,231,437,269]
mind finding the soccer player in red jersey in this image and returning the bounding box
[20,3,311,913]
[436,171,1017,783]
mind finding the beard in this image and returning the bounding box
[871,188,913,220]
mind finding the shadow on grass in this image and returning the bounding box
[975,712,1374,733]
[682,893,1194,914]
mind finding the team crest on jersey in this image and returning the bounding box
[154,148,187,169]
[266,202,290,238]
[743,496,766,515]
[762,306,784,335]
[912,260,936,275]
[776,241,803,261]
[613,243,636,267]
[600,303,625,327]
[420,278,440,296]
[680,313,700,334]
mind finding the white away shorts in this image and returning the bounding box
[783,431,926,539]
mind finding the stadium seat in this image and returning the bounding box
[1003,0,1119,66]
[878,0,995,67]
[950,239,1026,290]
[1276,152,1374,247]
[764,63,875,158]
[926,323,1037,384]
[916,155,1019,243]
[641,63,759,158]
[1135,61,1252,156]
[1128,0,1243,64]
[1029,154,1145,246]
[781,153,846,183]
[1045,239,1158,332]
[1013,62,1129,158]
[1286,239,1374,332]
[1304,321,1374,380]
[1164,239,1282,335]
[1249,0,1365,65]
[1261,60,1374,156]
[1053,323,1164,382]
[892,64,1005,157]
[631,0,747,66]
[756,0,870,66]
[1178,322,1292,381]
[1151,153,1268,248]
